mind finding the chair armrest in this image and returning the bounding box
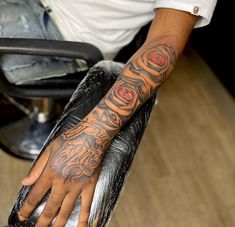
[8,61,155,226]
[0,38,103,67]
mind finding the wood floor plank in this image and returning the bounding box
[0,151,31,226]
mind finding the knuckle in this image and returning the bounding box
[26,194,38,207]
[61,210,72,219]
[83,205,91,213]
[43,208,54,218]
[79,220,88,225]
[50,197,61,207]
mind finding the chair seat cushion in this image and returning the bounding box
[0,54,80,84]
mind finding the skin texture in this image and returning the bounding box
[18,8,198,227]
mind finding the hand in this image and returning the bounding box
[18,120,110,227]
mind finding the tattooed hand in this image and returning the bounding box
[18,120,111,227]
[18,42,177,227]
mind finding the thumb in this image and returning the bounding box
[21,147,50,186]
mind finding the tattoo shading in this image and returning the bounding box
[51,121,110,182]
[50,43,176,182]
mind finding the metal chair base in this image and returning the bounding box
[0,114,57,160]
[0,98,60,160]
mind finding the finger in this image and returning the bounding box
[35,185,67,227]
[22,147,50,186]
[53,191,81,227]
[18,172,51,221]
[77,186,96,227]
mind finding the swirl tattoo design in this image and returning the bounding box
[51,121,110,182]
[50,43,176,182]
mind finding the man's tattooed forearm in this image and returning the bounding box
[91,44,176,130]
[50,43,176,182]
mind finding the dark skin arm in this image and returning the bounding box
[18,8,198,227]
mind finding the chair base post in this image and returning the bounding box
[0,98,60,160]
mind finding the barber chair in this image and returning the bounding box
[0,24,154,226]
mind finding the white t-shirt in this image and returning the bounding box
[41,0,217,59]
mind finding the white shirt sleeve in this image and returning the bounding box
[154,0,217,28]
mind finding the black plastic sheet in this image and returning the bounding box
[8,61,156,227]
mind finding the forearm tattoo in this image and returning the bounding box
[92,44,176,134]
[51,44,177,182]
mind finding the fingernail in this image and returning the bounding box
[21,179,27,185]
[18,214,26,222]
[21,177,29,185]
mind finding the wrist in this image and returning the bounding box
[86,104,122,137]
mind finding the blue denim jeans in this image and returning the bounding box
[0,0,79,84]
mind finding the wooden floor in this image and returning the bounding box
[0,47,235,227]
